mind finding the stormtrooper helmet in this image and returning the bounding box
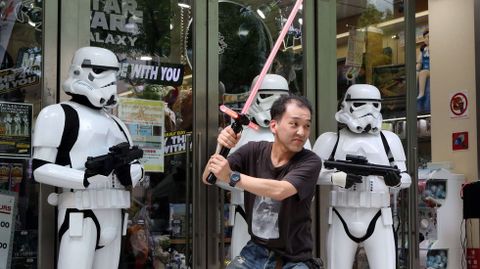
[248,74,289,127]
[335,84,383,134]
[63,47,119,108]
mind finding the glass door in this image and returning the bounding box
[88,1,194,268]
[214,0,307,266]
[95,1,194,268]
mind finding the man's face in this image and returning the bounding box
[270,102,311,153]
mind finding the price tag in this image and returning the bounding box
[0,191,16,269]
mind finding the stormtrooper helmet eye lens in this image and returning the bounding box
[352,102,366,108]
[92,67,105,74]
[373,102,380,108]
[259,93,272,99]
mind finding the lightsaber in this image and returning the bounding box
[207,0,304,184]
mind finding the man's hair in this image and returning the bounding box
[270,94,313,121]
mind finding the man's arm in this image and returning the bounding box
[234,174,297,201]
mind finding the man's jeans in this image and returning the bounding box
[227,241,309,269]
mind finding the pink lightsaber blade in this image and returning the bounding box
[241,0,303,115]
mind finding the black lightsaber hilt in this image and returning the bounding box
[206,114,249,184]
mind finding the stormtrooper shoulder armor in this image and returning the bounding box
[33,104,66,148]
[109,114,133,145]
[381,130,407,162]
[312,132,337,160]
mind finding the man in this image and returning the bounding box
[203,95,322,268]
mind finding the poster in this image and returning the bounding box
[0,102,32,157]
[164,130,192,156]
[118,98,164,172]
[0,191,17,269]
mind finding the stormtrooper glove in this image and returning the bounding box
[331,171,362,189]
[115,164,133,187]
[383,170,401,187]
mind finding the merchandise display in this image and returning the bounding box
[31,47,144,269]
[313,84,411,269]
[418,166,465,269]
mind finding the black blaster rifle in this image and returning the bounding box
[323,154,401,183]
[84,142,144,180]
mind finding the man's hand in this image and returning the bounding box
[217,126,241,149]
[331,171,362,189]
[203,154,231,185]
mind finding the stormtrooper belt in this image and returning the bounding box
[330,190,390,208]
[52,189,131,209]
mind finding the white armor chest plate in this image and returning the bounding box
[68,103,127,170]
[331,130,391,208]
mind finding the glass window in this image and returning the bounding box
[0,0,43,268]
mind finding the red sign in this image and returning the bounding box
[452,132,468,150]
[450,92,468,116]
[467,248,480,269]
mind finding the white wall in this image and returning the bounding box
[429,0,478,247]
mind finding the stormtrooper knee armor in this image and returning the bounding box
[313,84,411,269]
[32,47,144,269]
[217,74,312,260]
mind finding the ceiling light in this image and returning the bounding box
[178,3,190,9]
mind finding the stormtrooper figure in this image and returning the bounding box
[217,74,311,260]
[32,47,144,269]
[312,84,411,269]
[22,113,29,136]
[13,113,21,135]
[4,112,12,135]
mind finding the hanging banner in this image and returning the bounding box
[0,191,16,269]
[345,28,365,67]
[118,98,165,172]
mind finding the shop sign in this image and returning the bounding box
[0,191,16,269]
[118,62,184,86]
[90,0,144,47]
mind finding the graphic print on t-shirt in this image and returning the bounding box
[252,196,280,239]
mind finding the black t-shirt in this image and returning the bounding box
[228,141,322,261]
